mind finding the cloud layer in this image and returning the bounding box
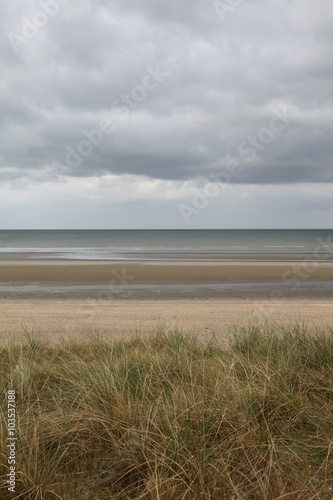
[1,0,332,227]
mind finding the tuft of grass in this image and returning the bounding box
[1,322,333,499]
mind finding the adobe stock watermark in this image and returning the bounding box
[179,106,297,224]
[7,0,72,54]
[6,390,17,494]
[54,65,168,172]
[255,235,333,318]
[213,0,244,22]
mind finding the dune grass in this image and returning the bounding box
[1,322,333,499]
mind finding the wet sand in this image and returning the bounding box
[1,260,333,285]
[1,260,332,342]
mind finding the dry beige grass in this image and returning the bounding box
[1,322,333,499]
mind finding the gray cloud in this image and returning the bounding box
[1,0,332,194]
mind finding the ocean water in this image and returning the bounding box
[0,229,332,261]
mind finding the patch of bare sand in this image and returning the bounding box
[1,299,332,343]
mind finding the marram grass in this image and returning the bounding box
[1,322,333,499]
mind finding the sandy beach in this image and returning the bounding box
[1,298,332,343]
[1,259,332,341]
[1,259,333,299]
[1,259,333,284]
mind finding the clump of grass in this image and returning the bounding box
[1,322,333,499]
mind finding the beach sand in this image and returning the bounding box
[1,260,333,284]
[1,299,333,343]
[1,260,332,342]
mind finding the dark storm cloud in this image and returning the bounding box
[1,0,332,185]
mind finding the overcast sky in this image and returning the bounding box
[1,0,332,228]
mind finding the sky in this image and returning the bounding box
[0,0,332,229]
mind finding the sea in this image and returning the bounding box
[0,229,333,261]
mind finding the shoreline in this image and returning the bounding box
[1,260,332,341]
[1,284,333,300]
[1,259,332,300]
[1,251,333,262]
